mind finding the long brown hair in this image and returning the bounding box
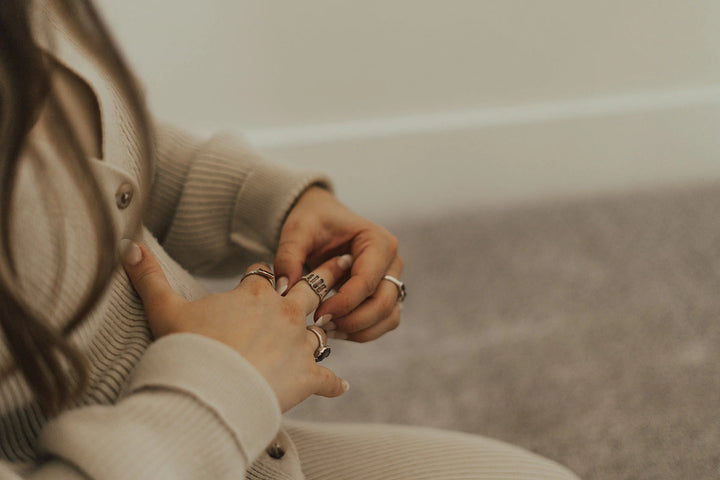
[0,0,153,413]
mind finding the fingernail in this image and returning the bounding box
[276,277,288,295]
[315,314,332,327]
[328,331,348,340]
[341,380,350,392]
[120,239,142,266]
[324,321,337,332]
[337,254,353,270]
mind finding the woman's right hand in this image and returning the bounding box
[120,242,350,412]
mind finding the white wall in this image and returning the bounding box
[97,0,720,222]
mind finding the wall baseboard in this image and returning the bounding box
[224,87,720,223]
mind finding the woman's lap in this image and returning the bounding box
[284,420,580,480]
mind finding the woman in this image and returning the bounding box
[0,0,580,478]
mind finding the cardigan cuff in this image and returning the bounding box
[126,333,281,464]
[230,161,332,258]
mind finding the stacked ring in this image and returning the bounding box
[383,275,406,302]
[240,267,276,288]
[301,273,329,301]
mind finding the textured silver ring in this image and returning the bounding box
[301,273,328,301]
[240,267,276,289]
[383,275,406,303]
[306,325,331,362]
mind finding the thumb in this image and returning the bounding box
[120,239,180,320]
[273,233,311,295]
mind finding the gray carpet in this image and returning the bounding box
[286,182,720,480]
[205,182,720,479]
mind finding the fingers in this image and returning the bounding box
[317,230,398,321]
[326,255,404,340]
[331,280,401,332]
[336,303,402,343]
[285,254,353,315]
[273,223,313,295]
[313,365,349,398]
[120,240,182,318]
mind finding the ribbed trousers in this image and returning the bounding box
[280,421,580,480]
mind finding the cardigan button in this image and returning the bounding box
[266,442,285,459]
[115,183,133,209]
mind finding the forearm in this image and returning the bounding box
[4,334,281,480]
[146,122,332,276]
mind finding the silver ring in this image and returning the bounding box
[301,273,329,301]
[306,325,331,362]
[383,275,406,303]
[240,267,275,289]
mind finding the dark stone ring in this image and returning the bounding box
[306,325,331,362]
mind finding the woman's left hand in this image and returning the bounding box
[273,186,404,342]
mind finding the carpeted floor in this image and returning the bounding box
[281,182,720,479]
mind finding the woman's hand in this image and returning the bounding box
[121,242,350,412]
[274,187,404,343]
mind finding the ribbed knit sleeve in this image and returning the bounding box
[0,334,281,480]
[145,122,332,276]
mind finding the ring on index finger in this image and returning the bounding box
[240,267,276,289]
[301,273,329,302]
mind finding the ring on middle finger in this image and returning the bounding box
[301,273,329,302]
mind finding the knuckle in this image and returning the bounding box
[281,300,305,323]
[351,331,373,343]
[386,232,399,255]
[321,371,338,392]
[246,281,265,297]
[304,333,317,350]
[281,218,303,235]
[359,276,376,298]
[312,367,328,385]
[396,255,404,274]
[320,368,333,384]
[134,264,162,286]
[381,294,397,317]
[274,248,294,264]
[276,236,303,257]
[388,313,401,331]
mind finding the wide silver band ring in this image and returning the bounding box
[301,273,329,302]
[240,267,276,289]
[306,325,331,362]
[383,275,406,303]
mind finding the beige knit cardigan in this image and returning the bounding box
[0,0,327,477]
